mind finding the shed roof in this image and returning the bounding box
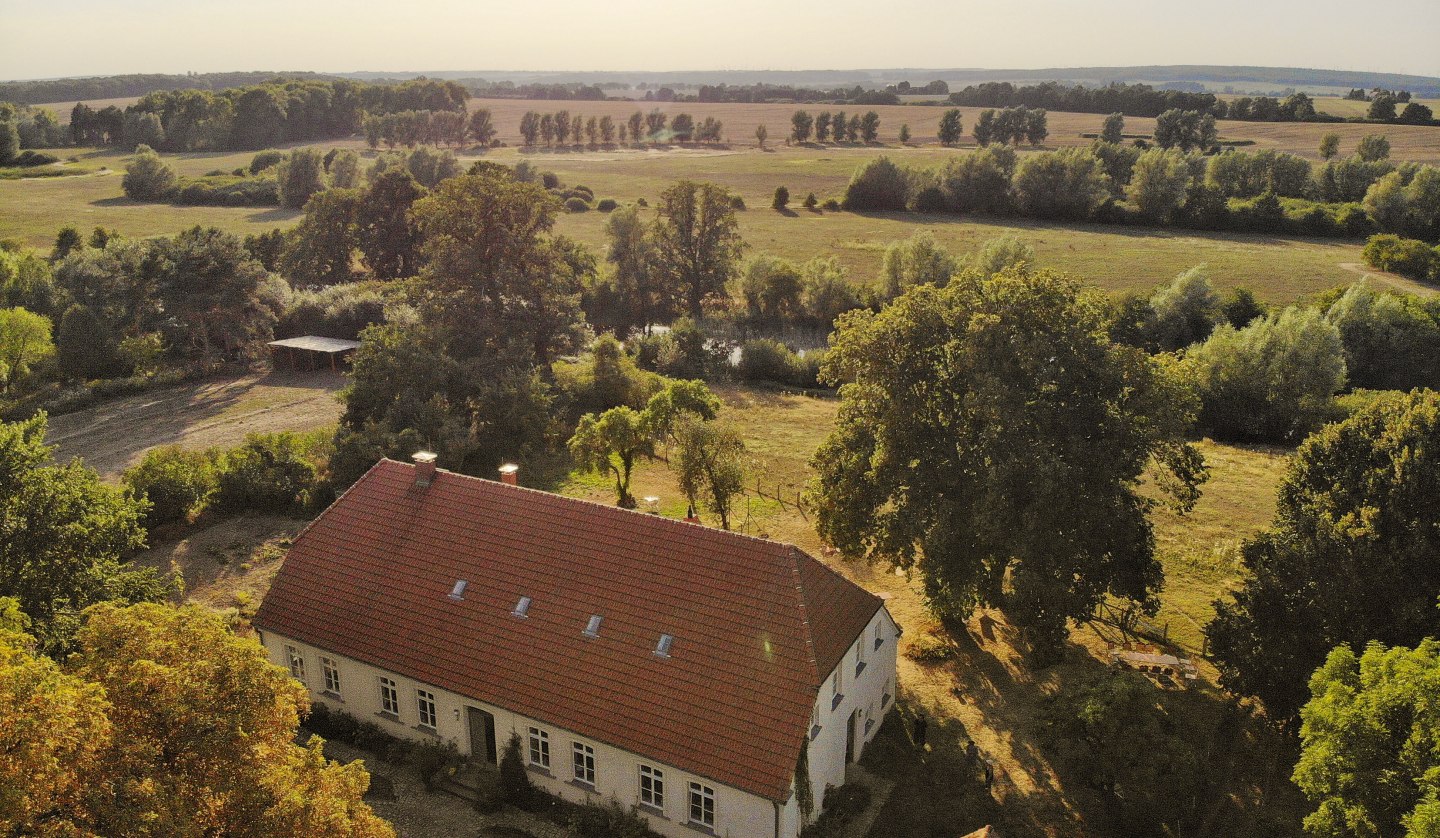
[267,336,361,353]
[254,458,885,802]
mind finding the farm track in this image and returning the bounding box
[46,369,345,479]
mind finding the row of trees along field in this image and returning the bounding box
[948,80,1438,124]
[517,108,723,147]
[6,152,1440,833]
[837,134,1440,241]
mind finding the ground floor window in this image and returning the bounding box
[379,677,399,715]
[321,657,341,695]
[528,727,550,768]
[573,742,596,785]
[285,645,305,681]
[416,689,437,729]
[640,764,665,808]
[688,781,715,828]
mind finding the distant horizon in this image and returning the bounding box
[4,0,1437,81]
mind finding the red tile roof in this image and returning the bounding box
[255,459,884,802]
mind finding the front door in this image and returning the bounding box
[467,707,497,764]
[845,708,858,763]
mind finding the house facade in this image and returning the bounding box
[254,456,899,838]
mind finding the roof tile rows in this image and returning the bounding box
[254,459,884,802]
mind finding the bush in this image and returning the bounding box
[568,800,661,838]
[173,174,278,207]
[121,144,177,201]
[803,192,818,209]
[730,194,746,210]
[277,282,388,341]
[596,198,617,212]
[564,196,590,212]
[737,339,825,388]
[1363,233,1440,281]
[773,185,790,209]
[123,446,218,528]
[214,431,326,512]
[800,783,874,837]
[906,633,956,663]
[499,732,534,808]
[821,198,841,211]
[249,150,285,174]
[842,156,910,211]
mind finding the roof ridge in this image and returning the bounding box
[786,546,822,689]
[796,548,885,609]
[377,457,798,554]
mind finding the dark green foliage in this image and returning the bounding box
[243,229,286,272]
[1363,233,1440,282]
[356,170,425,280]
[281,188,360,286]
[214,432,324,513]
[553,335,664,422]
[51,227,82,261]
[1207,390,1440,722]
[772,185,789,209]
[121,144,177,201]
[248,149,285,175]
[55,304,124,380]
[564,197,590,212]
[1326,282,1440,390]
[800,783,874,837]
[122,446,217,528]
[498,732,533,808]
[1220,286,1266,329]
[276,148,326,209]
[737,340,824,388]
[567,800,662,838]
[0,120,18,164]
[276,282,387,341]
[173,173,278,207]
[0,414,172,652]
[841,156,909,211]
[596,198,617,212]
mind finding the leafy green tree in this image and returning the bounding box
[599,115,615,144]
[790,110,813,143]
[1042,670,1200,835]
[937,109,963,145]
[644,109,667,139]
[628,111,644,145]
[801,257,862,326]
[1319,133,1341,160]
[276,148,327,209]
[737,254,804,322]
[1403,165,1440,240]
[649,180,745,319]
[814,111,832,142]
[1295,639,1440,838]
[356,169,426,280]
[811,266,1204,657]
[1364,171,1408,232]
[1011,148,1110,220]
[898,124,911,144]
[878,231,957,299]
[569,406,655,508]
[0,307,54,392]
[518,111,539,146]
[1207,390,1440,723]
[51,227,83,261]
[121,144,177,201]
[1400,102,1434,124]
[859,111,881,143]
[592,203,664,336]
[1368,95,1398,121]
[772,186,789,210]
[754,123,767,148]
[1127,147,1192,222]
[1221,285,1266,329]
[280,188,361,286]
[1357,134,1391,162]
[0,415,170,652]
[328,148,361,189]
[1024,108,1049,145]
[841,156,910,211]
[1100,112,1125,144]
[937,145,1016,213]
[154,226,276,363]
[123,445,218,528]
[1146,265,1221,351]
[469,108,496,145]
[0,119,18,165]
[674,415,747,530]
[972,109,996,146]
[55,303,122,380]
[1186,306,1346,442]
[965,235,1035,276]
[1325,281,1440,390]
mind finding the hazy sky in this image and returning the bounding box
[3,0,1438,80]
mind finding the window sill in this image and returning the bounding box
[413,724,440,738]
[683,821,717,836]
[526,764,552,778]
[569,779,597,794]
[320,690,344,702]
[874,637,884,651]
[376,710,400,723]
[831,693,845,711]
[639,802,667,820]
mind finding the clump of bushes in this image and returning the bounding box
[174,173,279,206]
[906,632,956,664]
[1363,233,1440,281]
[737,339,826,388]
[800,783,874,838]
[842,156,910,211]
[564,197,591,212]
[123,446,219,529]
[277,282,389,341]
[303,702,461,789]
[596,198,618,212]
[568,800,662,838]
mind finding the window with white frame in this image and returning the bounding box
[810,702,821,739]
[321,657,341,695]
[874,621,884,650]
[572,742,596,786]
[285,645,305,681]
[855,636,867,676]
[416,689,437,729]
[865,701,876,733]
[831,667,844,710]
[379,677,399,715]
[882,677,893,708]
[688,781,715,828]
[528,727,550,768]
[639,764,665,809]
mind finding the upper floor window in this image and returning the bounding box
[640,764,665,809]
[855,636,867,676]
[379,677,399,715]
[416,689,437,729]
[528,727,550,768]
[285,645,305,681]
[573,742,596,786]
[321,657,341,695]
[874,622,884,650]
[831,668,844,710]
[688,781,715,828]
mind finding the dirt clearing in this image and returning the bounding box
[45,369,346,479]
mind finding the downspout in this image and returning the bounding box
[774,799,782,838]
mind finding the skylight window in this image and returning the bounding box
[513,596,532,618]
[448,580,468,601]
[583,615,603,638]
[654,634,674,658]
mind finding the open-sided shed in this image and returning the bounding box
[267,336,360,372]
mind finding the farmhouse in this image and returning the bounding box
[254,453,899,838]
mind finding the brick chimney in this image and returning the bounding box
[498,463,519,486]
[412,451,437,487]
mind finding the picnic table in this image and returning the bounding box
[1110,647,1199,684]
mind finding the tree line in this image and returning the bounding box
[694,83,899,105]
[519,109,723,146]
[0,70,340,105]
[948,80,1439,125]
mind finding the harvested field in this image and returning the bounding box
[45,369,344,479]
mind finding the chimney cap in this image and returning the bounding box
[413,451,438,465]
[498,463,519,475]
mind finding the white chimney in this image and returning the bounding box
[498,463,519,486]
[412,451,438,487]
